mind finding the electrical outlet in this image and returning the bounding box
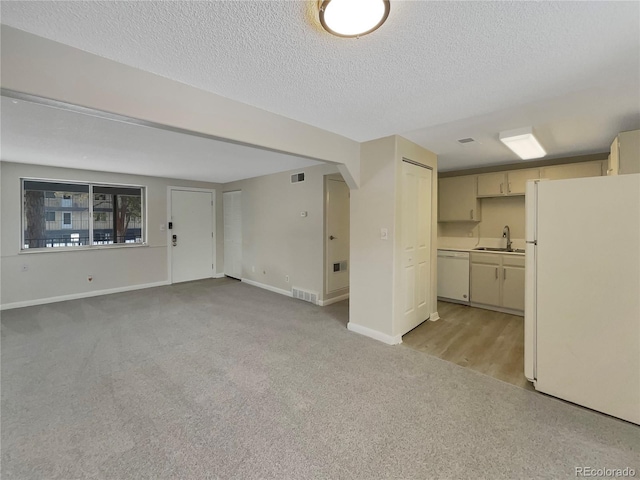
[285,275,289,283]
[87,275,93,283]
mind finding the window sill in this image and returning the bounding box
[19,243,149,255]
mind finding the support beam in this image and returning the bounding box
[0,26,361,187]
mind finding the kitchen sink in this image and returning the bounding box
[473,247,525,253]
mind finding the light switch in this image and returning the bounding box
[300,211,308,217]
[381,228,389,240]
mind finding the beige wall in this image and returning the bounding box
[350,136,438,340]
[350,137,397,337]
[439,196,526,240]
[222,163,340,301]
[0,161,222,307]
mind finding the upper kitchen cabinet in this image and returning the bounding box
[540,160,603,180]
[608,130,640,176]
[439,175,481,222]
[477,168,539,197]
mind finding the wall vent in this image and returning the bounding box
[292,287,318,305]
[290,172,305,183]
[457,137,475,144]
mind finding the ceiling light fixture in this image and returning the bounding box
[499,127,547,160]
[319,0,390,38]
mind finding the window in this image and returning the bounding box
[22,179,145,250]
[62,212,72,229]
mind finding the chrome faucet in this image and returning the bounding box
[503,225,512,251]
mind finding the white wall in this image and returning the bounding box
[222,163,340,301]
[1,26,361,187]
[0,161,222,308]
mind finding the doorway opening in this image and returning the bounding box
[324,173,350,306]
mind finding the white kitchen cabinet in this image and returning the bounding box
[470,252,524,314]
[608,130,640,176]
[477,169,539,197]
[438,175,481,222]
[540,161,603,180]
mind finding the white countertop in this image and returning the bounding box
[438,236,526,256]
[438,246,525,256]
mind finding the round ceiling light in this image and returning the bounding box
[319,0,390,38]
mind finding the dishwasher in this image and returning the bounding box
[437,250,470,303]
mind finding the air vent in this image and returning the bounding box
[457,138,475,144]
[292,287,318,305]
[290,172,305,183]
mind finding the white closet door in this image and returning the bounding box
[398,161,432,335]
[223,191,242,279]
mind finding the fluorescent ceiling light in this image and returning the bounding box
[319,0,390,38]
[499,127,547,160]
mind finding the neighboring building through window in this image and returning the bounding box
[22,179,145,249]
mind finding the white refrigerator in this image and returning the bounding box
[524,174,640,424]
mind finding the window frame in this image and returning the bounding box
[20,178,147,253]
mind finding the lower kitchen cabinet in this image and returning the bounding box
[470,253,525,314]
[470,258,501,306]
[501,265,525,311]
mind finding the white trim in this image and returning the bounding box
[429,311,440,322]
[241,278,293,297]
[0,280,169,311]
[167,186,216,284]
[347,322,402,345]
[318,293,349,306]
[213,272,226,279]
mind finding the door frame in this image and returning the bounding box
[323,173,350,303]
[166,186,217,284]
[222,189,243,280]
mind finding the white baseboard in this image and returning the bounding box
[347,322,402,345]
[241,278,293,298]
[213,272,226,279]
[318,293,349,306]
[0,280,170,311]
[430,311,440,322]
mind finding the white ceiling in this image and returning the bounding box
[1,1,639,171]
[0,97,322,183]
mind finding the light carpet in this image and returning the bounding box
[2,279,638,479]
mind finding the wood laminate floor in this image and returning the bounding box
[403,301,534,390]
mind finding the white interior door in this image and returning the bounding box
[326,178,350,294]
[223,191,242,279]
[399,161,432,335]
[171,189,214,283]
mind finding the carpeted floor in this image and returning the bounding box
[2,279,638,479]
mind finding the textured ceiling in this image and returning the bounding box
[0,97,322,183]
[1,1,639,170]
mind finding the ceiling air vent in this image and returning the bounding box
[291,172,305,183]
[457,138,475,144]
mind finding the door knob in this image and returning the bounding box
[329,235,337,240]
[172,234,177,247]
